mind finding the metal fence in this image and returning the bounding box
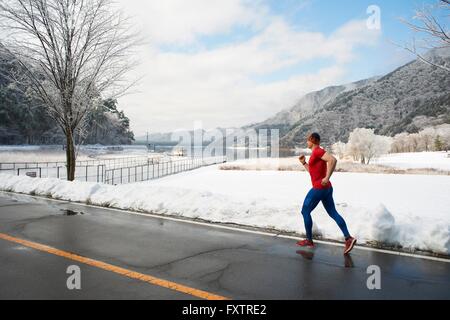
[0,156,227,184]
[0,155,150,171]
[104,156,227,185]
[11,164,107,182]
[0,156,154,182]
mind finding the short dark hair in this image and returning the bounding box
[308,132,321,144]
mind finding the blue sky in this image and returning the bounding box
[117,0,442,134]
[293,0,437,80]
[195,0,436,82]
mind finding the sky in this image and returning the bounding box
[114,0,438,137]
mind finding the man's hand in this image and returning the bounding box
[299,155,306,165]
[321,177,330,186]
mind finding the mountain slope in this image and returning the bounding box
[278,49,450,147]
[247,78,378,137]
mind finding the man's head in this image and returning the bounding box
[307,133,321,149]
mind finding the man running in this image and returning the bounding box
[297,133,357,255]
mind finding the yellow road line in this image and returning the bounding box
[0,232,229,300]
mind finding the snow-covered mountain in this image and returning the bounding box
[275,49,450,147]
[247,77,378,135]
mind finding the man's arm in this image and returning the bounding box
[321,152,337,185]
[299,155,309,172]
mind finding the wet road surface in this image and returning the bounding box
[0,192,449,300]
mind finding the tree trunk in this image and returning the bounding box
[65,129,76,181]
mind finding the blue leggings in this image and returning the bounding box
[301,187,350,241]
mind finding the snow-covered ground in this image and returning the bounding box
[372,152,450,171]
[1,165,449,255]
[220,154,450,175]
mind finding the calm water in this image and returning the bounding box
[153,145,298,159]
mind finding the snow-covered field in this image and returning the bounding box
[220,152,450,175]
[371,152,450,171]
[1,165,449,255]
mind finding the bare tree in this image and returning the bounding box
[0,0,140,180]
[400,0,450,72]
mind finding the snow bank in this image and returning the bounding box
[0,167,449,255]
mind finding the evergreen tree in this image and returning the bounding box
[434,135,444,151]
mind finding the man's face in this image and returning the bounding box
[306,138,313,149]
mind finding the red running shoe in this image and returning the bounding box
[296,239,314,248]
[344,237,357,255]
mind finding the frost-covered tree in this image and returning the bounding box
[390,125,450,153]
[347,128,392,164]
[400,0,450,73]
[332,141,347,160]
[0,59,135,145]
[419,127,436,151]
[391,132,410,153]
[0,0,140,180]
[407,133,421,152]
[435,124,450,151]
[83,99,134,145]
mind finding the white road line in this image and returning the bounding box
[1,190,449,264]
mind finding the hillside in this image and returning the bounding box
[277,49,450,147]
[247,77,378,137]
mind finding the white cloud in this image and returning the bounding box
[114,1,381,135]
[117,0,268,45]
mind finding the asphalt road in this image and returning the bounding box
[0,192,449,300]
